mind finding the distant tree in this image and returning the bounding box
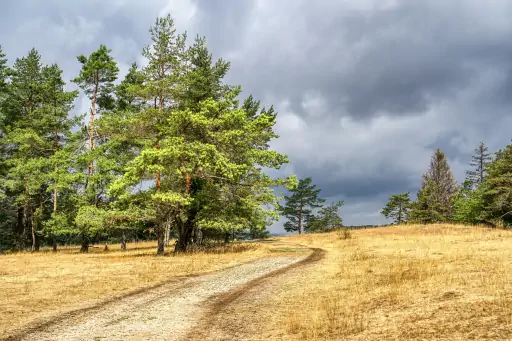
[409,149,457,223]
[305,200,344,232]
[381,193,411,224]
[281,177,325,234]
[465,142,492,189]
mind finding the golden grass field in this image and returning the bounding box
[0,241,270,339]
[269,224,512,340]
[2,224,512,340]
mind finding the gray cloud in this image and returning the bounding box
[2,0,512,229]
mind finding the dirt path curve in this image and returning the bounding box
[8,252,309,341]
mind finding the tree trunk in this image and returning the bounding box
[174,227,192,253]
[157,225,165,255]
[80,236,89,253]
[298,207,303,235]
[88,77,98,177]
[174,209,196,253]
[224,232,230,244]
[53,127,59,215]
[164,219,171,247]
[31,206,36,252]
[15,206,25,249]
[121,230,126,250]
[52,237,57,252]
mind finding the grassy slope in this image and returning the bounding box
[270,224,512,340]
[0,241,271,339]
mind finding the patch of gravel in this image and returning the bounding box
[17,256,304,341]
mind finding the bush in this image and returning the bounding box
[337,227,352,240]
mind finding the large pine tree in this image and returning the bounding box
[72,45,119,252]
[110,15,292,254]
[280,177,325,234]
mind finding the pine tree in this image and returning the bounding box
[0,45,15,250]
[72,44,119,180]
[72,45,119,252]
[305,200,344,232]
[381,193,411,224]
[119,15,186,254]
[2,49,46,250]
[110,15,292,254]
[280,177,325,234]
[409,149,457,223]
[38,64,80,250]
[465,142,491,188]
[479,144,512,226]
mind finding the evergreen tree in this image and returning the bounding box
[114,15,186,254]
[39,64,80,250]
[72,44,119,180]
[305,200,344,232]
[381,193,411,224]
[409,149,457,223]
[0,46,14,250]
[280,177,325,234]
[1,49,46,250]
[72,45,119,252]
[110,15,292,254]
[465,142,491,189]
[479,144,512,226]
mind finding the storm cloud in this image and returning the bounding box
[2,0,512,230]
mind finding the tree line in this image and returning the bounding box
[381,142,512,227]
[0,15,295,254]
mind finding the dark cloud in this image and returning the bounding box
[2,0,512,228]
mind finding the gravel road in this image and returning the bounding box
[15,255,305,341]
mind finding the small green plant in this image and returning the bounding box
[337,227,352,240]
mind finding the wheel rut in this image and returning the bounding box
[5,247,321,341]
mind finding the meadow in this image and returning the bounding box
[271,224,512,340]
[2,224,512,340]
[0,241,270,339]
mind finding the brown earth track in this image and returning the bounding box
[2,257,263,341]
[211,247,325,311]
[185,247,326,340]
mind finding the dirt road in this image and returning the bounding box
[7,249,318,341]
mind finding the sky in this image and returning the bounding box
[1,0,512,233]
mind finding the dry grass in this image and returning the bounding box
[0,240,271,339]
[272,224,512,340]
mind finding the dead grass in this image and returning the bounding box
[272,224,512,340]
[0,240,271,339]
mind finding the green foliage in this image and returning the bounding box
[72,44,119,109]
[0,15,293,253]
[479,144,512,226]
[75,205,108,238]
[381,193,411,224]
[280,177,325,234]
[306,200,344,232]
[409,149,457,223]
[452,180,485,224]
